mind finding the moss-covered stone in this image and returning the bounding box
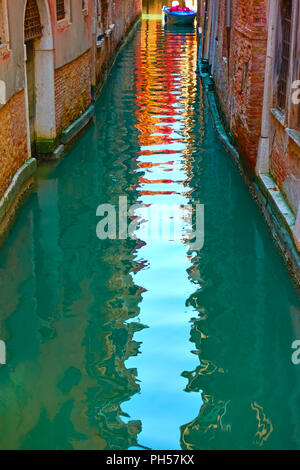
[36,138,57,154]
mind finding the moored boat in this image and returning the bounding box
[163,5,197,26]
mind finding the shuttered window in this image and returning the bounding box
[56,0,65,21]
[24,0,42,42]
[0,1,5,45]
[277,0,293,112]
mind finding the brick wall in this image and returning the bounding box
[54,50,92,135]
[212,0,268,169]
[0,91,28,198]
[270,120,288,188]
[270,120,300,214]
[202,0,300,220]
[95,0,141,85]
[285,140,300,214]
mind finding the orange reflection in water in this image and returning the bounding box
[134,15,197,198]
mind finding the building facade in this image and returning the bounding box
[0,0,141,206]
[198,0,300,257]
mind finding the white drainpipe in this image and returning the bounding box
[256,0,277,174]
[23,43,32,158]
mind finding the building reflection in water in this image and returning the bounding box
[122,7,202,450]
[0,0,300,452]
[0,39,147,449]
[179,97,300,449]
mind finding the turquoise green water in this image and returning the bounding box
[0,5,300,450]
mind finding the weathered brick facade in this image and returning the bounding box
[55,50,92,135]
[200,0,300,212]
[95,0,141,86]
[270,126,300,214]
[211,0,268,169]
[0,91,28,197]
[199,0,300,260]
[270,122,288,189]
[0,0,142,228]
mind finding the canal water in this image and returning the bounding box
[0,1,300,450]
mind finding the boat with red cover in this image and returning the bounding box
[163,4,196,25]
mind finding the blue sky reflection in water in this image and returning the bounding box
[0,0,299,450]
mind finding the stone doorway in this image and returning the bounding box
[24,0,56,156]
[24,0,43,154]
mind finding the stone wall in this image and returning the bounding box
[212,0,268,169]
[199,0,300,258]
[0,90,28,197]
[95,0,142,86]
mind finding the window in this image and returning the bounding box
[56,0,71,26]
[0,0,9,47]
[222,0,230,58]
[96,0,101,25]
[82,0,88,16]
[24,0,42,42]
[277,0,293,112]
[96,0,104,46]
[56,0,65,21]
[275,0,300,130]
[291,6,300,130]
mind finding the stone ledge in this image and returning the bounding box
[60,105,95,145]
[51,144,65,160]
[199,67,240,166]
[258,173,296,234]
[271,108,285,127]
[286,128,300,149]
[0,158,37,224]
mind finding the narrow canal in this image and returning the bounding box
[0,0,300,451]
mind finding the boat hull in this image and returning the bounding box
[163,7,196,25]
